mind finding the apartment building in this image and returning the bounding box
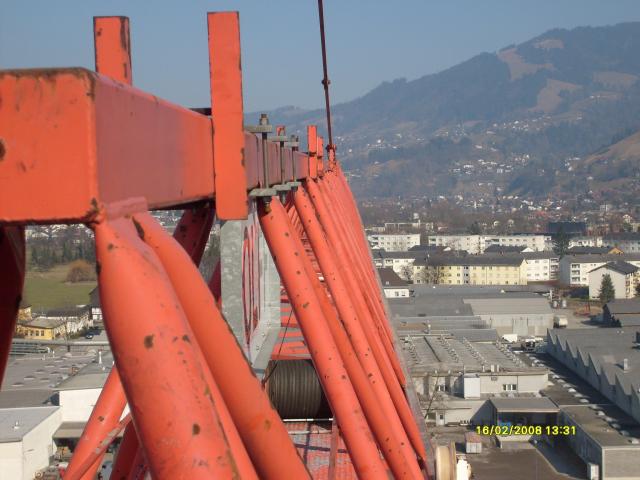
[427,234,550,254]
[588,261,640,300]
[559,253,640,286]
[413,255,527,286]
[602,232,640,253]
[367,233,421,251]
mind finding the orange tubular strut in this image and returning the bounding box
[288,194,422,479]
[133,212,310,480]
[94,217,243,478]
[258,197,389,479]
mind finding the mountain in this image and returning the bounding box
[258,22,640,201]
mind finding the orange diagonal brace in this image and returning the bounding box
[133,212,310,480]
[111,423,140,480]
[258,197,388,479]
[94,217,241,478]
[292,188,423,477]
[0,226,25,383]
[173,205,215,264]
[64,368,127,480]
[208,12,248,220]
[307,125,318,179]
[288,199,422,479]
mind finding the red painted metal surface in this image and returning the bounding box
[0,10,429,479]
[0,227,25,382]
[208,12,249,220]
[94,17,132,84]
[259,198,389,479]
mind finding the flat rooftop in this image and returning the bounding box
[490,396,559,413]
[0,406,59,442]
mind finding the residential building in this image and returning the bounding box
[16,318,67,340]
[603,232,640,254]
[367,233,421,251]
[378,268,410,298]
[413,255,527,286]
[589,261,640,300]
[522,251,560,282]
[426,234,550,254]
[559,254,640,286]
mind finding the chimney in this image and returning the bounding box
[623,358,629,371]
[98,350,103,365]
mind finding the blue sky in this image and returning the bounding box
[2,1,640,112]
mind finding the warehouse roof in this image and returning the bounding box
[605,299,640,315]
[0,406,59,443]
[464,297,552,316]
[562,253,640,264]
[490,396,558,413]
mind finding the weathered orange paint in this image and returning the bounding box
[65,368,127,480]
[292,188,423,477]
[307,125,318,179]
[289,196,422,479]
[94,218,241,478]
[259,197,388,479]
[208,12,249,220]
[111,424,140,480]
[134,212,309,480]
[0,70,214,223]
[94,17,132,84]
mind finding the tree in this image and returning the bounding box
[66,260,96,283]
[598,274,616,304]
[399,264,413,282]
[467,221,482,235]
[419,265,442,285]
[552,226,570,257]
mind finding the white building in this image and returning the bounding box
[367,233,421,251]
[0,407,62,480]
[602,233,640,254]
[559,254,640,286]
[427,234,550,254]
[378,268,410,298]
[522,252,560,282]
[588,261,640,300]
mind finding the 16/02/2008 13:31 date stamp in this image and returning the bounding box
[476,425,576,436]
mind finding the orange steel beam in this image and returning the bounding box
[65,414,133,480]
[0,69,214,223]
[65,21,135,479]
[64,368,127,480]
[307,125,318,179]
[292,188,423,477]
[111,424,140,480]
[317,135,325,174]
[134,212,310,479]
[173,204,215,264]
[208,12,248,220]
[305,178,427,462]
[94,217,242,478]
[0,226,25,383]
[318,175,405,381]
[94,17,132,84]
[258,197,388,479]
[287,201,421,479]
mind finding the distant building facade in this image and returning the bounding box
[559,254,640,286]
[427,234,550,254]
[367,233,421,251]
[588,261,640,300]
[413,255,527,286]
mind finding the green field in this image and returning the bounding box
[23,264,96,310]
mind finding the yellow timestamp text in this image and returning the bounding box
[476,425,576,436]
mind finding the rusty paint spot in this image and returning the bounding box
[132,218,145,240]
[302,302,309,309]
[264,419,271,431]
[182,334,190,343]
[0,139,6,161]
[172,336,178,342]
[284,232,289,237]
[143,335,154,349]
[296,270,301,275]
[98,415,105,422]
[107,243,115,251]
[192,423,201,435]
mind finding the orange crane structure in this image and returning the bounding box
[0,11,429,479]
